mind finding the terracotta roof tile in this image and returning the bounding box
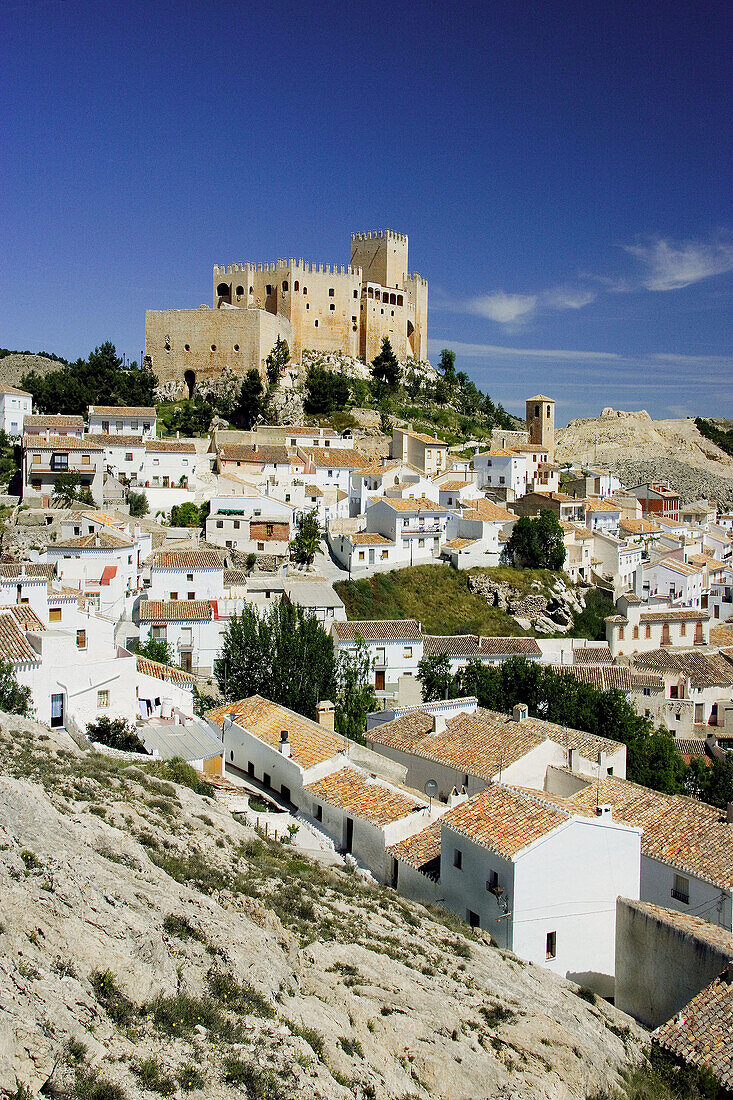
[368,707,622,783]
[55,530,133,549]
[333,619,422,642]
[442,538,478,550]
[388,819,443,868]
[139,599,212,622]
[89,405,156,417]
[552,664,632,692]
[150,549,223,570]
[24,415,84,430]
[440,785,572,859]
[381,497,450,514]
[301,447,366,468]
[423,635,541,658]
[0,382,31,396]
[0,610,40,663]
[24,434,103,451]
[304,767,425,826]
[206,694,344,769]
[655,972,733,1089]
[461,498,516,523]
[145,439,197,453]
[348,532,394,545]
[573,646,613,664]
[136,655,196,684]
[632,650,733,688]
[640,608,709,622]
[0,604,45,631]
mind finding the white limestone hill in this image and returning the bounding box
[0,353,65,388]
[0,713,646,1100]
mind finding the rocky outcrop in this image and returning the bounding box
[0,714,646,1099]
[468,575,587,634]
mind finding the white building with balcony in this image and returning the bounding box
[87,405,157,437]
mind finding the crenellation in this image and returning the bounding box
[147,228,427,391]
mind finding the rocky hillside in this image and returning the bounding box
[0,714,647,1100]
[0,353,64,389]
[555,408,733,509]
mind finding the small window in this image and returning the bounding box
[184,344,190,351]
[97,689,109,708]
[404,647,413,658]
[618,626,625,640]
[314,319,318,327]
[358,551,365,561]
[314,803,323,822]
[76,629,86,649]
[680,622,686,636]
[302,286,307,295]
[453,849,463,870]
[188,592,195,600]
[233,344,239,352]
[49,608,62,623]
[330,303,335,311]
[282,281,288,292]
[170,591,178,600]
[645,624,651,638]
[546,931,556,959]
[294,281,299,291]
[328,287,334,297]
[125,452,133,462]
[257,542,264,551]
[211,344,216,351]
[81,454,90,465]
[32,454,41,464]
[216,520,223,529]
[186,574,194,582]
[672,874,690,904]
[381,550,388,559]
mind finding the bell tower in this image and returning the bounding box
[526,395,555,462]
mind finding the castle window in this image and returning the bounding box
[302,286,307,295]
[383,292,389,302]
[266,284,272,295]
[547,406,551,417]
[397,295,403,306]
[233,344,239,352]
[211,344,216,351]
[353,289,358,298]
[329,303,335,311]
[391,310,394,316]
[249,285,253,293]
[381,308,384,314]
[294,281,299,291]
[235,285,244,299]
[368,288,374,298]
[390,293,396,305]
[216,282,231,302]
[535,405,540,417]
[306,303,309,310]
[282,281,288,292]
[328,288,334,297]
[314,319,319,327]
[184,344,190,351]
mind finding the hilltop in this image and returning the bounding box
[555,409,733,508]
[0,352,67,389]
[0,712,648,1100]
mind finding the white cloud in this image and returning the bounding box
[467,291,538,324]
[427,339,619,361]
[540,286,597,310]
[623,234,733,291]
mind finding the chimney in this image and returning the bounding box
[568,746,579,772]
[596,804,613,820]
[278,730,291,757]
[447,786,468,808]
[727,801,733,824]
[316,700,335,731]
[512,703,528,723]
[431,712,447,735]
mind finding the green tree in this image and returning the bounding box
[438,348,456,385]
[170,502,202,528]
[21,342,156,415]
[370,337,400,397]
[304,367,351,414]
[334,636,378,743]
[133,636,176,666]
[290,510,324,567]
[0,655,33,716]
[233,369,265,429]
[53,472,94,507]
[86,715,147,752]
[128,491,149,517]
[417,653,456,702]
[504,511,566,570]
[686,753,733,809]
[214,601,336,720]
[265,337,290,389]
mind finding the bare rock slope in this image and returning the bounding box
[0,353,64,388]
[0,714,646,1100]
[556,409,733,508]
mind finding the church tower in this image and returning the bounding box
[526,395,555,462]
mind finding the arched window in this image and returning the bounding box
[235,285,244,299]
[294,281,299,291]
[390,293,396,305]
[249,285,253,294]
[184,343,190,351]
[397,295,403,306]
[314,319,319,327]
[210,344,217,351]
[368,287,374,298]
[184,369,196,399]
[282,281,288,292]
[216,283,231,303]
[233,344,240,352]
[302,286,307,296]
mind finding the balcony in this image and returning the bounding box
[670,887,689,904]
[402,524,442,535]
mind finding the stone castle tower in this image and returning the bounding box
[526,394,555,461]
[145,230,428,397]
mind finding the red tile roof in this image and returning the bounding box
[304,767,424,826]
[206,695,344,769]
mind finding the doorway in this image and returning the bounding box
[375,670,385,691]
[50,693,64,728]
[184,369,196,399]
[368,548,375,565]
[345,817,354,854]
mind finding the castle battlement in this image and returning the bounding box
[215,260,361,277]
[351,229,408,243]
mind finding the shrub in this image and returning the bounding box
[89,969,136,1025]
[127,491,148,517]
[86,716,147,754]
[175,1065,206,1092]
[222,1059,287,1100]
[20,849,42,871]
[142,757,213,797]
[130,1059,175,1096]
[206,969,275,1018]
[162,914,206,943]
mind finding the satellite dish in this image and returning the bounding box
[424,779,439,799]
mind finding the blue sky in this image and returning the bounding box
[1,0,731,424]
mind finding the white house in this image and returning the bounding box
[591,531,643,597]
[642,558,705,608]
[543,767,732,933]
[92,435,147,484]
[87,405,157,438]
[329,530,400,573]
[443,497,517,567]
[205,495,294,557]
[421,634,542,676]
[349,459,437,517]
[391,427,449,478]
[46,526,142,617]
[606,594,710,657]
[473,449,528,497]
[24,414,84,438]
[332,619,424,703]
[435,478,483,511]
[395,782,641,996]
[365,497,453,565]
[628,648,733,734]
[137,599,223,676]
[585,499,622,537]
[141,440,197,489]
[147,548,225,602]
[0,383,32,437]
[298,446,367,495]
[23,435,105,505]
[366,700,626,800]
[282,581,346,623]
[561,524,594,584]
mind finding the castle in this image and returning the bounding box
[145,230,428,396]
